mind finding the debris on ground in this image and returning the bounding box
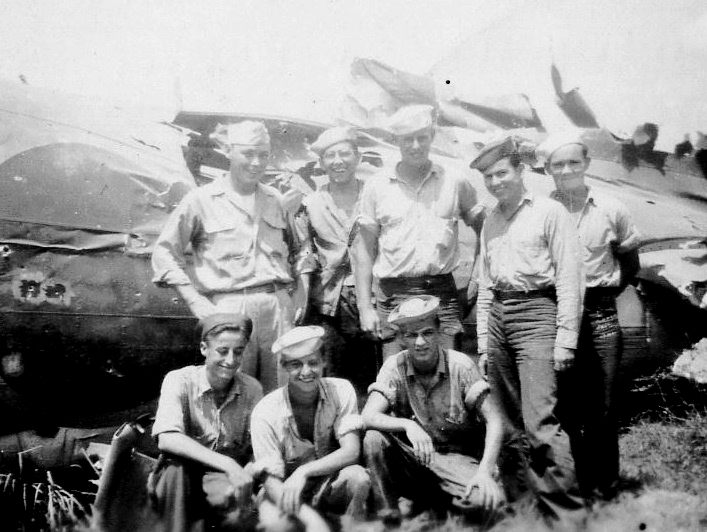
[672,338,707,383]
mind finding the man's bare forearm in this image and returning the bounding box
[158,432,241,474]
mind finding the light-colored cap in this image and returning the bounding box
[311,126,358,156]
[226,120,271,146]
[388,295,440,327]
[469,136,519,172]
[386,104,435,136]
[199,313,252,340]
[272,325,325,358]
[535,130,588,163]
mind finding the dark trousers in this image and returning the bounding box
[147,455,247,532]
[559,293,622,497]
[377,274,462,360]
[487,296,585,520]
[310,285,379,395]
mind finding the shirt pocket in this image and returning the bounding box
[259,209,288,258]
[421,214,456,250]
[202,218,252,262]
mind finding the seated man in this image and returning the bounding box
[149,313,263,532]
[362,296,505,520]
[250,326,370,521]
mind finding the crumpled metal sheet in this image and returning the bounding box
[0,79,194,252]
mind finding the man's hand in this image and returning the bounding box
[553,346,575,372]
[359,306,382,338]
[477,353,488,378]
[404,420,434,466]
[225,466,254,508]
[464,469,505,511]
[279,468,308,514]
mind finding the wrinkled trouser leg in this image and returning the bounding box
[215,289,293,393]
[580,298,622,495]
[310,464,371,520]
[363,430,474,514]
[487,297,585,521]
[147,457,206,532]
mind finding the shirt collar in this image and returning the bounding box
[196,365,242,400]
[390,162,442,184]
[404,346,447,379]
[283,378,331,415]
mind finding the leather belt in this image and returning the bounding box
[491,287,556,301]
[233,281,292,295]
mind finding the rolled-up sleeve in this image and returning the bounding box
[546,204,583,350]
[250,404,286,479]
[367,358,401,406]
[355,180,381,235]
[333,380,361,439]
[459,175,485,232]
[152,371,186,438]
[615,202,642,253]
[151,193,199,287]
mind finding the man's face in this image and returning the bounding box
[227,143,271,188]
[483,157,524,205]
[546,143,590,192]
[282,351,323,392]
[321,141,360,184]
[396,128,434,168]
[397,315,441,370]
[201,330,248,387]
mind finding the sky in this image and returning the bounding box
[1,0,705,147]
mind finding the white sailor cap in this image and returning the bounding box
[388,295,440,327]
[272,326,326,359]
[535,130,588,164]
[311,126,358,156]
[226,120,271,146]
[386,104,435,136]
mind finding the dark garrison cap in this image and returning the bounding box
[469,137,519,173]
[199,313,252,340]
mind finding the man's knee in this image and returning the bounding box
[363,430,389,458]
[341,465,371,495]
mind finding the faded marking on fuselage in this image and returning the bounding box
[11,271,75,306]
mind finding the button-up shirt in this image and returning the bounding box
[551,187,641,288]
[357,162,483,279]
[152,366,263,463]
[369,347,490,455]
[294,180,363,315]
[250,378,360,479]
[476,191,583,353]
[151,178,296,294]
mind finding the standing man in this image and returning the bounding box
[361,296,506,521]
[539,132,641,499]
[354,105,484,359]
[472,137,585,521]
[152,121,307,392]
[294,126,377,392]
[249,326,370,521]
[150,313,263,531]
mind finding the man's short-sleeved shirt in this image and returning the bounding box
[368,348,489,455]
[151,178,294,294]
[152,366,263,463]
[551,187,641,288]
[294,180,363,315]
[250,378,360,478]
[356,162,482,279]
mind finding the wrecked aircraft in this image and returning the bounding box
[1,62,706,439]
